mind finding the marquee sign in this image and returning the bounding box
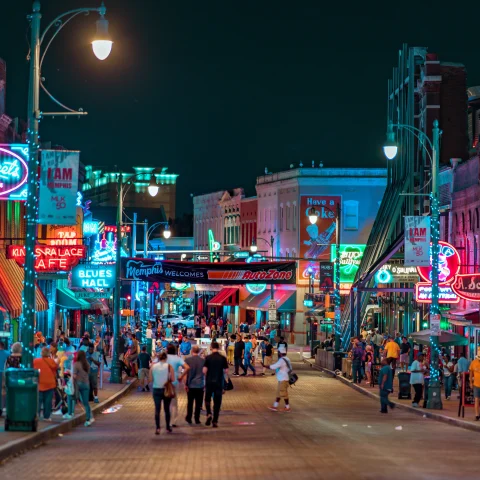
[415,282,459,304]
[121,258,296,285]
[0,145,28,200]
[7,244,86,271]
[452,274,480,301]
[417,241,460,285]
[71,264,115,289]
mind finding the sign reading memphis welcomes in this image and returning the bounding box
[121,258,296,285]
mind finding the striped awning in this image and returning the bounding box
[0,251,49,318]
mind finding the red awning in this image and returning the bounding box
[0,251,48,318]
[239,290,271,310]
[239,289,296,311]
[207,288,239,307]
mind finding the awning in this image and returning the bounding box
[239,289,296,311]
[0,251,48,317]
[57,281,90,310]
[445,309,480,324]
[207,288,239,306]
[276,290,296,312]
[239,290,271,310]
[84,298,109,314]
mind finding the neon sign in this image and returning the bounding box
[246,284,267,295]
[330,244,366,283]
[0,145,29,200]
[452,274,480,302]
[84,221,100,236]
[105,225,131,233]
[7,244,85,271]
[414,282,459,304]
[171,283,190,291]
[71,264,115,288]
[417,241,460,285]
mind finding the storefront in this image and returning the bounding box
[207,287,239,323]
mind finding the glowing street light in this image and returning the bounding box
[92,8,113,60]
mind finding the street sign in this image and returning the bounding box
[430,314,441,335]
[233,251,250,258]
[74,290,110,299]
[268,299,277,322]
[320,320,334,325]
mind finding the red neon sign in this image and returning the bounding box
[415,282,459,304]
[105,225,131,233]
[452,274,480,302]
[417,241,460,285]
[7,245,86,272]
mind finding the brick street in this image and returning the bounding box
[1,363,480,480]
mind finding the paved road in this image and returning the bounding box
[1,363,479,480]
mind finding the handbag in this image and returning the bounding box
[163,364,176,398]
[224,375,234,391]
[282,357,298,386]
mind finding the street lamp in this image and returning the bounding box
[22,1,112,367]
[308,203,342,352]
[163,225,171,239]
[92,9,113,60]
[110,171,159,383]
[383,120,442,410]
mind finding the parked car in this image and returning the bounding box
[161,313,183,323]
[160,313,194,329]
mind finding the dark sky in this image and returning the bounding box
[0,1,477,215]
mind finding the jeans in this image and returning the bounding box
[169,386,178,425]
[0,371,3,414]
[234,357,246,375]
[39,388,54,419]
[412,383,423,404]
[186,387,204,423]
[67,394,76,416]
[153,388,171,429]
[77,382,91,421]
[444,375,453,399]
[205,384,223,423]
[380,388,394,412]
[352,362,362,383]
[244,355,256,374]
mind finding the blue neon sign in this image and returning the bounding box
[84,221,100,236]
[71,264,115,289]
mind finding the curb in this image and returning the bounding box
[304,359,480,433]
[0,378,137,464]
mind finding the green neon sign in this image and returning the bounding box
[330,244,366,283]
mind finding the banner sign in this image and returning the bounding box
[414,282,459,304]
[38,150,80,225]
[319,262,334,291]
[7,244,85,272]
[330,244,366,283]
[404,216,430,266]
[452,274,480,302]
[121,258,296,285]
[0,145,28,200]
[71,264,115,289]
[299,195,340,285]
[74,290,110,299]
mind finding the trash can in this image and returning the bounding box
[5,368,39,432]
[397,372,411,399]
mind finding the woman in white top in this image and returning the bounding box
[148,352,174,434]
[442,354,454,400]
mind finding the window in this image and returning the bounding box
[280,204,284,232]
[462,213,465,234]
[476,208,479,230]
[343,200,359,230]
[293,203,297,231]
[286,204,291,230]
[469,211,473,232]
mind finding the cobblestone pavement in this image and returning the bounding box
[1,363,480,480]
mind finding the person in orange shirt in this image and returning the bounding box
[469,353,480,421]
[384,337,400,377]
[33,347,58,421]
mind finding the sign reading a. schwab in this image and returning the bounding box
[0,145,29,200]
[71,264,115,288]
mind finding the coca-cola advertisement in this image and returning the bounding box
[299,195,341,285]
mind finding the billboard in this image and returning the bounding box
[0,145,28,200]
[299,195,340,285]
[404,216,430,266]
[121,258,296,285]
[38,150,80,225]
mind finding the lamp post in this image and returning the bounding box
[250,235,275,299]
[383,120,442,410]
[110,172,159,383]
[23,1,112,367]
[307,203,342,351]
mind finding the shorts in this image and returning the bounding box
[89,371,98,389]
[276,380,289,399]
[399,353,409,363]
[264,356,272,367]
[138,368,150,380]
[474,387,480,399]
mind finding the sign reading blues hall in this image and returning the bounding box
[71,264,115,289]
[0,145,29,200]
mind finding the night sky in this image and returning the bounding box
[0,1,478,216]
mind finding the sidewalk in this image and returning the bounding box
[0,369,137,463]
[304,357,480,433]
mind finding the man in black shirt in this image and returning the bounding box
[399,337,411,372]
[233,334,247,377]
[262,338,274,376]
[203,341,229,428]
[277,336,288,354]
[137,346,151,392]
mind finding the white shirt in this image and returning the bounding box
[443,361,453,377]
[409,360,425,385]
[146,328,152,339]
[204,326,211,335]
[151,361,169,388]
[270,356,292,382]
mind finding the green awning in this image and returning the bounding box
[57,283,91,310]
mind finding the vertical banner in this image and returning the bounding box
[319,262,334,291]
[38,150,79,225]
[404,216,430,266]
[299,195,341,285]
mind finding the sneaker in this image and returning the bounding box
[195,420,201,425]
[283,407,291,412]
[240,373,247,377]
[52,409,63,416]
[412,402,419,407]
[141,387,146,392]
[261,373,266,376]
[84,421,91,427]
[185,417,192,425]
[232,373,240,377]
[89,417,95,424]
[167,426,173,433]
[268,406,278,412]
[145,385,150,392]
[212,422,218,428]
[206,415,213,426]
[62,413,73,420]
[446,396,450,401]
[379,410,388,414]
[94,397,99,404]
[43,417,52,422]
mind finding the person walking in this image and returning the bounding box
[137,345,152,392]
[227,335,235,365]
[399,337,411,372]
[166,344,189,427]
[182,345,204,425]
[262,338,274,376]
[149,352,175,434]
[378,358,395,414]
[409,352,426,407]
[242,336,256,376]
[233,334,247,377]
[179,337,192,360]
[74,350,94,426]
[372,329,383,362]
[456,351,471,393]
[267,350,292,412]
[33,347,58,421]
[203,341,228,428]
[87,343,101,404]
[277,336,288,354]
[351,341,364,384]
[0,342,9,417]
[384,336,400,377]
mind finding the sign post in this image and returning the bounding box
[268,299,277,326]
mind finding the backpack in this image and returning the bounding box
[281,357,298,386]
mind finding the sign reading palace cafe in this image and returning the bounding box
[121,258,296,285]
[7,244,86,272]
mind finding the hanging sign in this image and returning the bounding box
[414,282,459,304]
[74,290,110,299]
[7,244,85,271]
[121,258,296,285]
[452,274,480,302]
[330,244,366,283]
[319,262,334,291]
[404,216,430,266]
[71,264,115,289]
[38,150,80,225]
[375,264,419,284]
[84,221,100,236]
[0,145,28,200]
[416,241,460,285]
[430,313,441,336]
